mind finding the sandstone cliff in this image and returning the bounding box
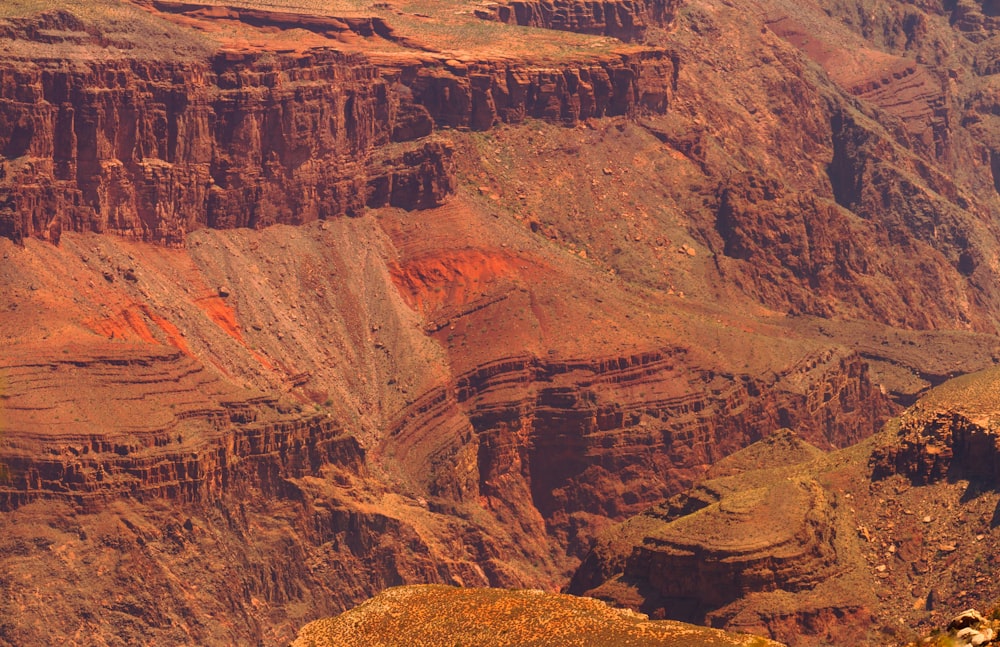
[0,8,673,245]
[474,0,681,42]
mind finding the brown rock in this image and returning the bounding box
[292,585,786,646]
[474,0,682,42]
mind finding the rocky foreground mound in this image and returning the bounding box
[290,584,785,647]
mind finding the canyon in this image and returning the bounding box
[3,0,1000,644]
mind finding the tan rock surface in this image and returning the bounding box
[291,584,787,647]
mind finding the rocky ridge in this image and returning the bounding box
[291,584,787,646]
[570,429,874,646]
[571,366,1000,645]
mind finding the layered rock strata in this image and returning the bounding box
[0,343,363,511]
[870,368,1000,484]
[569,429,875,646]
[613,476,842,617]
[474,0,681,42]
[384,348,891,558]
[0,12,674,244]
[0,339,534,645]
[569,367,1000,645]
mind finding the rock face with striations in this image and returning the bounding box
[0,198,894,645]
[387,349,890,559]
[474,0,681,42]
[569,429,876,646]
[870,368,1000,485]
[571,367,1000,645]
[0,9,674,245]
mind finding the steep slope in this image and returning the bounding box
[0,190,891,645]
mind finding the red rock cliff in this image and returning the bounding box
[0,16,673,244]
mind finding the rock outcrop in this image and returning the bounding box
[570,367,1000,646]
[474,0,681,42]
[569,429,876,646]
[0,49,452,244]
[0,344,364,511]
[291,584,788,646]
[870,368,1000,485]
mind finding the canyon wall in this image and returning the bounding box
[383,348,893,559]
[567,429,877,646]
[0,22,673,244]
[0,344,363,512]
[568,368,1000,646]
[474,0,682,41]
[0,339,543,645]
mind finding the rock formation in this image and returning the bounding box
[572,367,1000,645]
[906,609,1000,647]
[0,195,894,644]
[474,0,681,42]
[570,429,875,646]
[0,8,674,244]
[291,584,787,646]
[386,348,890,559]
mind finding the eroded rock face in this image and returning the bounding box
[629,477,841,609]
[5,0,1000,642]
[474,0,681,42]
[569,367,1000,646]
[0,50,449,243]
[0,340,541,645]
[405,54,674,130]
[569,429,876,646]
[870,369,1000,485]
[386,349,891,560]
[0,344,364,511]
[0,211,895,645]
[0,18,673,244]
